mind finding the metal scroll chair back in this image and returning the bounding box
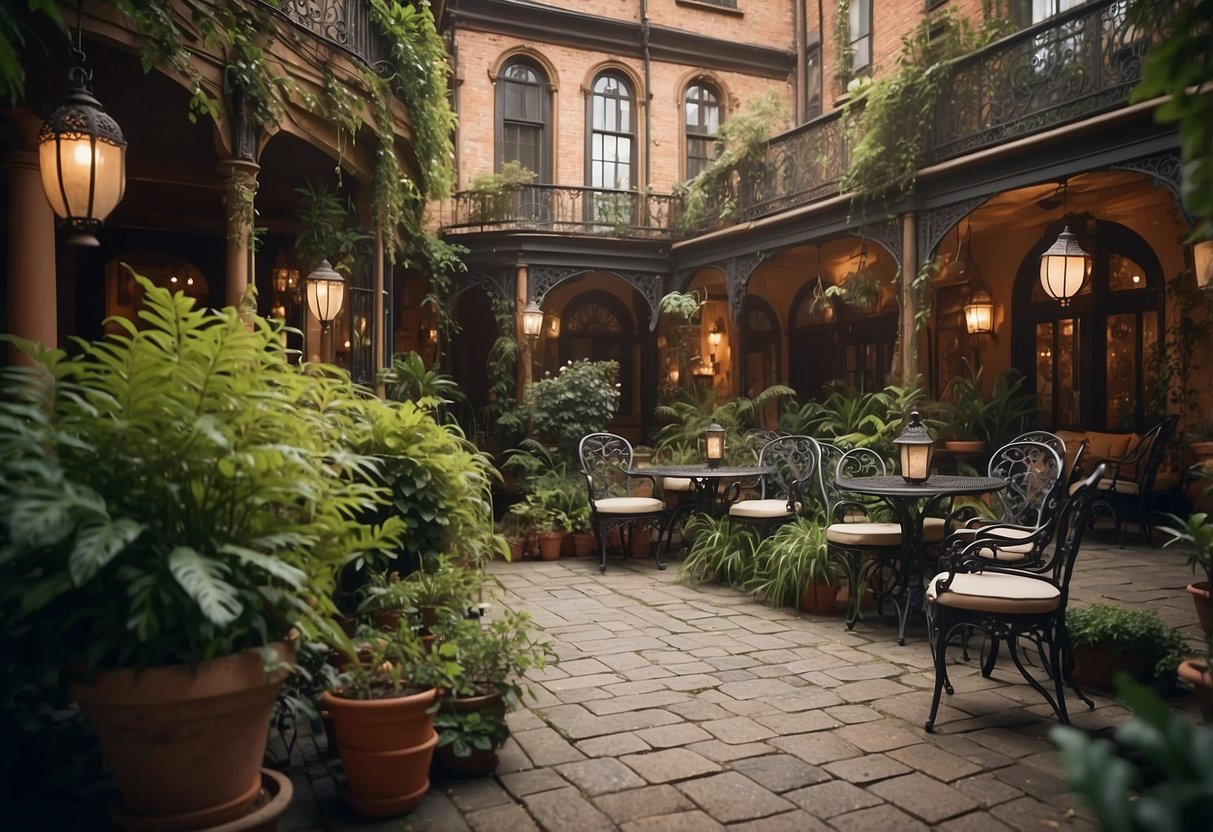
[727,435,820,537]
[579,432,636,500]
[987,440,1065,528]
[578,433,668,574]
[1012,430,1066,458]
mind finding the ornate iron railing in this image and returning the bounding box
[737,108,849,221]
[442,184,682,240]
[929,0,1161,163]
[265,0,393,77]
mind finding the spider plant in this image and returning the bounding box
[678,515,760,587]
[747,518,841,608]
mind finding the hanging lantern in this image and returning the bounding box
[708,318,724,349]
[963,285,995,335]
[1039,225,1091,306]
[304,260,346,328]
[893,411,935,484]
[705,422,726,469]
[521,301,544,338]
[38,30,127,247]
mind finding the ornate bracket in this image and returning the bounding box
[1112,150,1187,224]
[529,267,665,331]
[850,218,903,273]
[459,269,512,301]
[726,253,765,322]
[919,197,988,264]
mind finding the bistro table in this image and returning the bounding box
[835,474,1006,645]
[630,464,775,516]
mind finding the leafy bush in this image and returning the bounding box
[522,359,620,459]
[655,384,795,464]
[1067,604,1190,681]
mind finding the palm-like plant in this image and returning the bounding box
[779,382,927,456]
[654,384,795,463]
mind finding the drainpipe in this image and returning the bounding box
[641,0,652,190]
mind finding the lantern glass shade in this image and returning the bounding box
[708,318,724,348]
[668,366,680,385]
[522,302,544,337]
[304,260,346,325]
[705,422,726,469]
[1194,240,1213,289]
[893,411,935,484]
[963,286,995,335]
[1039,225,1091,305]
[38,84,127,247]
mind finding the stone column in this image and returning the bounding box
[4,110,58,363]
[218,158,260,311]
[900,211,919,385]
[515,257,530,403]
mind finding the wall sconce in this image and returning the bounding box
[893,411,935,484]
[38,11,127,246]
[521,301,544,338]
[668,365,680,385]
[273,261,299,296]
[705,422,726,469]
[1194,239,1213,289]
[963,283,995,336]
[304,259,346,332]
[708,318,724,349]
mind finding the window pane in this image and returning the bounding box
[1036,321,1055,422]
[1057,318,1080,425]
[1108,253,1146,292]
[685,100,700,129]
[619,99,631,132]
[1106,314,1137,430]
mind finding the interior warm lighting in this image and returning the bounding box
[894,411,935,484]
[38,19,126,247]
[963,285,995,335]
[705,422,726,469]
[304,259,346,327]
[545,312,561,338]
[521,301,544,338]
[1039,225,1091,305]
[1194,239,1213,289]
[668,366,680,385]
[708,318,724,349]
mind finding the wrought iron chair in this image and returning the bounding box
[943,440,1066,566]
[727,435,819,537]
[923,464,1106,733]
[1012,430,1066,458]
[578,433,668,574]
[1085,415,1178,546]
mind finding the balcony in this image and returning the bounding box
[440,184,682,240]
[268,0,394,77]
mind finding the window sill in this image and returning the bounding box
[675,0,743,17]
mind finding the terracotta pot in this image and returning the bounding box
[321,687,438,816]
[800,581,839,616]
[560,533,576,557]
[943,440,987,454]
[110,768,294,832]
[434,691,506,776]
[536,531,565,561]
[1188,582,1212,634]
[630,527,653,559]
[1177,659,1213,723]
[371,609,403,632]
[506,537,525,562]
[73,641,294,830]
[572,532,597,558]
[1071,642,1147,691]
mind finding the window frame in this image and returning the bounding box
[585,71,637,193]
[496,57,551,183]
[683,80,722,181]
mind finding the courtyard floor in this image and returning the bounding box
[277,526,1205,832]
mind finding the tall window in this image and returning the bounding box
[684,81,721,180]
[497,59,550,181]
[849,0,872,74]
[588,72,635,191]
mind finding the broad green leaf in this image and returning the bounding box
[168,546,242,627]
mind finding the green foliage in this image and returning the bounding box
[1066,604,1191,681]
[1129,0,1213,241]
[1051,677,1213,832]
[293,182,370,276]
[465,161,538,223]
[523,360,621,460]
[0,275,405,675]
[379,351,464,418]
[434,707,509,758]
[1160,512,1213,589]
[679,515,760,587]
[501,442,586,533]
[747,518,842,608]
[655,384,796,464]
[0,0,64,105]
[937,363,1036,447]
[432,611,554,706]
[779,382,926,457]
[330,621,462,700]
[391,556,485,624]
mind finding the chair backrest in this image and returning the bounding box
[743,429,780,463]
[578,433,635,502]
[986,440,1064,527]
[821,447,889,518]
[812,441,846,514]
[1131,415,1178,492]
[1012,430,1066,457]
[755,435,818,501]
[1064,437,1089,487]
[1048,463,1108,601]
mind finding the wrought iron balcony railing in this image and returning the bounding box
[441,184,682,240]
[266,0,393,76]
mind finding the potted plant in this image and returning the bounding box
[567,501,597,558]
[321,623,460,816]
[1065,604,1189,690]
[939,364,988,451]
[746,518,843,615]
[0,277,403,829]
[356,570,416,632]
[1160,507,1213,633]
[430,611,553,775]
[397,555,485,631]
[679,515,761,587]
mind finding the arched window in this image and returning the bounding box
[741,297,779,397]
[497,58,550,182]
[587,72,635,192]
[684,81,721,180]
[1012,218,1163,431]
[560,291,634,415]
[788,281,841,401]
[849,0,872,75]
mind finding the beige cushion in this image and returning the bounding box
[827,522,903,546]
[729,499,794,519]
[922,517,947,542]
[594,496,665,514]
[927,571,1060,614]
[662,477,694,492]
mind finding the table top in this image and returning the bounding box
[629,464,774,478]
[835,474,1006,497]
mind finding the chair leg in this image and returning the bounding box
[596,526,608,574]
[1006,634,1065,724]
[981,635,1000,678]
[651,518,667,570]
[925,611,952,733]
[1059,627,1095,711]
[840,550,863,631]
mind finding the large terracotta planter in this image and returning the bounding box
[572,533,597,558]
[1187,581,1212,634]
[1178,660,1213,723]
[943,440,987,454]
[72,641,294,831]
[109,768,294,832]
[1071,642,1148,690]
[434,691,506,776]
[800,581,839,616]
[536,531,565,561]
[321,687,438,817]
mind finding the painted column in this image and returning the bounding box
[901,211,919,385]
[218,158,260,311]
[515,256,530,403]
[4,110,58,362]
[374,226,386,396]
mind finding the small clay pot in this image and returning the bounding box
[1187,582,1212,634]
[1177,659,1213,723]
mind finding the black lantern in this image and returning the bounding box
[304,259,346,330]
[893,411,934,484]
[38,23,127,246]
[705,422,726,469]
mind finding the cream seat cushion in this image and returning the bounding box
[927,571,1060,614]
[729,499,795,519]
[825,517,946,547]
[594,496,665,514]
[662,477,694,492]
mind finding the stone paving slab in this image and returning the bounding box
[176,532,1204,832]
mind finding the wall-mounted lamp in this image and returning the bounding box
[708,318,724,349]
[273,262,299,296]
[38,10,126,246]
[893,411,935,485]
[545,311,561,338]
[521,301,544,338]
[963,284,995,336]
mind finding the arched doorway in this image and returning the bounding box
[741,296,780,396]
[1012,218,1164,431]
[559,290,634,416]
[449,288,500,436]
[788,281,841,400]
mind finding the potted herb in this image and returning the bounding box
[356,571,416,632]
[430,611,553,775]
[0,277,402,828]
[1160,506,1213,633]
[397,556,485,631]
[321,623,461,816]
[1065,604,1189,690]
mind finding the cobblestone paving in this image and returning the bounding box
[280,528,1204,831]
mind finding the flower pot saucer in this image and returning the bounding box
[341,777,430,817]
[109,769,290,832]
